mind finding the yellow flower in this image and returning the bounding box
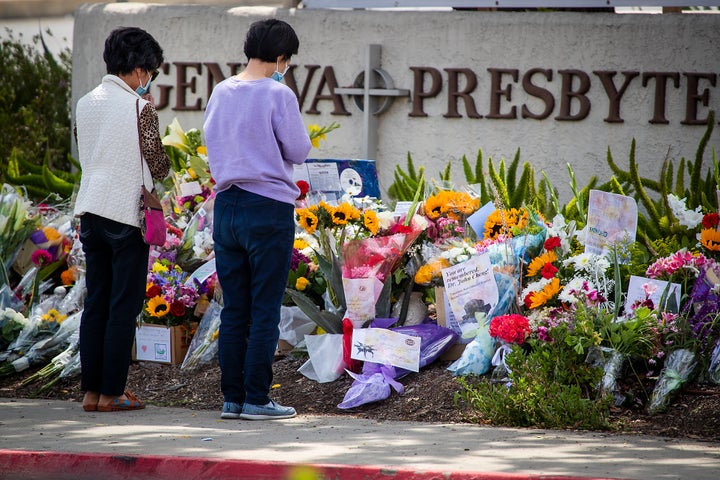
[529,277,561,309]
[414,264,435,285]
[187,167,198,179]
[362,210,379,235]
[331,202,360,226]
[41,308,67,324]
[423,194,445,219]
[146,296,170,317]
[196,145,207,155]
[151,261,168,274]
[294,238,310,250]
[307,124,327,148]
[42,226,61,242]
[700,228,720,252]
[483,208,530,239]
[296,209,319,235]
[295,277,310,291]
[527,251,558,277]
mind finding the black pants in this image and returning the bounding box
[79,213,149,396]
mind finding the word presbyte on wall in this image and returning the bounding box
[152,61,718,126]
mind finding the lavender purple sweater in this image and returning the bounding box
[203,77,312,205]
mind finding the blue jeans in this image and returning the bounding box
[79,213,149,396]
[213,187,295,405]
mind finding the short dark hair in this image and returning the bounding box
[103,27,164,75]
[243,19,299,63]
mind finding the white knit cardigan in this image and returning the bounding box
[74,75,152,228]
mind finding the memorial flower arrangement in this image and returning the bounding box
[142,259,208,328]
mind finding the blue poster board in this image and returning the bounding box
[293,159,381,199]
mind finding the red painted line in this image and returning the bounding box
[0,449,623,480]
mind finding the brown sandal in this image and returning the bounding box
[97,390,145,412]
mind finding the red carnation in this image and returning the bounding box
[296,180,310,199]
[489,314,531,344]
[544,236,562,251]
[702,212,719,229]
[540,262,558,279]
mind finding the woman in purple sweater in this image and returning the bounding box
[204,18,311,420]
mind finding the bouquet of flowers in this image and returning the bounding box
[180,300,221,371]
[0,307,29,352]
[285,247,326,309]
[175,194,215,272]
[0,184,40,274]
[141,259,208,328]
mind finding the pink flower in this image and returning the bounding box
[31,249,53,266]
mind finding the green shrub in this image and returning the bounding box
[0,29,73,196]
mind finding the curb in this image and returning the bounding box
[0,450,622,480]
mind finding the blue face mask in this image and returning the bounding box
[271,61,290,82]
[135,72,152,96]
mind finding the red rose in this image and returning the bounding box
[702,213,719,229]
[146,285,162,298]
[170,301,186,317]
[540,262,558,279]
[544,236,562,250]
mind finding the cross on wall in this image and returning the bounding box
[334,44,410,160]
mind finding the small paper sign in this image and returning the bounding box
[179,180,202,198]
[467,201,495,238]
[441,253,498,338]
[351,328,421,372]
[624,275,681,315]
[585,190,637,260]
[343,277,383,327]
[135,325,171,362]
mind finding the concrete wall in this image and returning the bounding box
[71,3,720,203]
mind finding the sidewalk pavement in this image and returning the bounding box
[1,398,719,480]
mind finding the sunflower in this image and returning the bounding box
[423,194,445,219]
[296,209,319,235]
[527,277,561,309]
[526,251,558,277]
[41,308,67,324]
[146,296,170,317]
[362,210,379,235]
[483,207,530,239]
[331,202,360,226]
[700,228,720,252]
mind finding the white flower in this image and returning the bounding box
[376,211,395,231]
[559,277,594,304]
[411,214,429,231]
[667,194,703,229]
[521,277,551,300]
[162,118,191,154]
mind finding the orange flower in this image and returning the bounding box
[527,250,557,277]
[700,228,720,252]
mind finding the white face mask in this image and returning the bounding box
[271,61,290,82]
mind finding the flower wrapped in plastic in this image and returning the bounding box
[647,348,697,415]
[175,194,215,272]
[0,307,29,352]
[20,330,79,392]
[0,309,81,378]
[1,286,69,361]
[337,320,457,409]
[0,184,41,273]
[181,300,221,371]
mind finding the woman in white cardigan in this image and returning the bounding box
[74,27,170,413]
